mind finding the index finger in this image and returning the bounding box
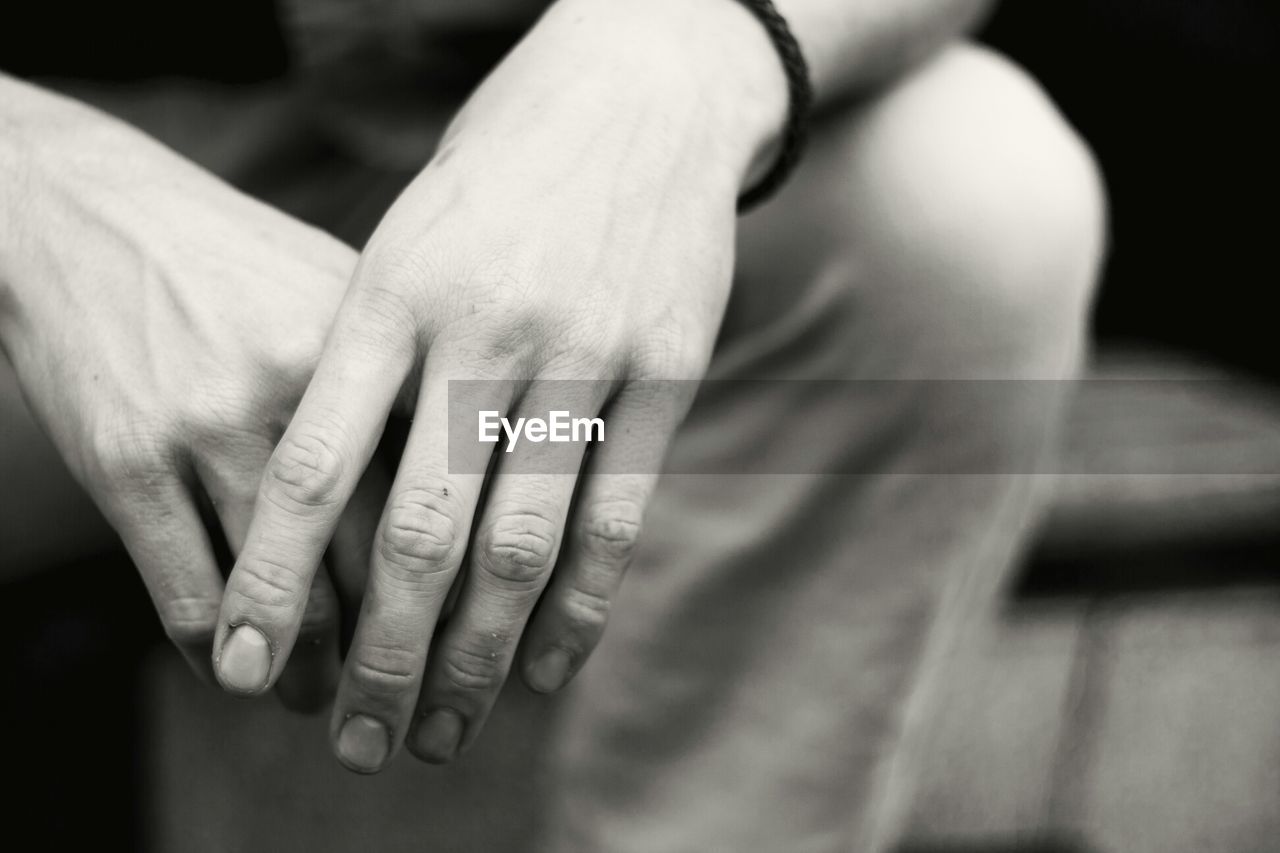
[213,296,416,695]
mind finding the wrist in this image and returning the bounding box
[545,0,789,193]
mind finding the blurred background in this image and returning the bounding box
[3,2,1280,851]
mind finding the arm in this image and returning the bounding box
[0,74,387,709]
[212,0,996,770]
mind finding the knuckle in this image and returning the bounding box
[157,596,219,646]
[353,282,422,344]
[578,502,644,563]
[478,512,559,586]
[440,642,507,694]
[660,349,709,383]
[465,312,551,367]
[266,429,346,509]
[187,410,272,466]
[348,647,421,698]
[260,331,327,386]
[554,319,617,358]
[560,586,612,637]
[632,323,710,382]
[360,243,436,294]
[379,487,462,572]
[91,423,170,484]
[232,555,306,610]
[542,335,624,380]
[174,378,250,431]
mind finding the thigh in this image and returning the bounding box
[720,45,1102,381]
[541,43,1105,853]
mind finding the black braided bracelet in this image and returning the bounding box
[732,0,813,212]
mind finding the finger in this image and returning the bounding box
[519,383,683,694]
[329,366,505,774]
[407,379,605,762]
[199,453,342,713]
[214,294,416,696]
[409,474,578,762]
[103,468,224,681]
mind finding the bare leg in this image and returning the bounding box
[542,43,1105,853]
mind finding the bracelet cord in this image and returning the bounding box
[732,0,813,212]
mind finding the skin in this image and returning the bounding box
[0,79,391,710]
[1,0,993,770]
[212,0,994,773]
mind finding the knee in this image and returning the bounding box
[819,45,1108,377]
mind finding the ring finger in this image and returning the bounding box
[407,377,607,762]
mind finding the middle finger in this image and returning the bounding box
[328,362,506,773]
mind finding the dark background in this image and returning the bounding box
[984,0,1280,381]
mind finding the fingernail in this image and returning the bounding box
[216,624,272,694]
[412,708,464,763]
[336,714,391,773]
[527,649,571,693]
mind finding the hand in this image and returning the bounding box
[0,95,387,710]
[214,0,785,769]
